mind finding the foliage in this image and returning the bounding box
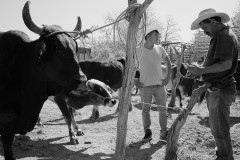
[162,16,181,42]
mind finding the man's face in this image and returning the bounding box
[147,31,160,44]
[199,21,214,37]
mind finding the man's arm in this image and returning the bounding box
[189,59,232,75]
[162,55,172,85]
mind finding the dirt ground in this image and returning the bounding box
[0,91,240,160]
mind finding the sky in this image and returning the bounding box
[0,0,239,43]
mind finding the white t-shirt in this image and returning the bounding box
[136,44,167,86]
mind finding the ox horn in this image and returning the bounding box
[22,1,43,35]
[71,16,82,38]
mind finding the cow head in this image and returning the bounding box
[86,79,116,106]
[62,79,117,110]
[22,1,87,91]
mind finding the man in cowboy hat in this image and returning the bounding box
[189,8,238,160]
[135,25,172,143]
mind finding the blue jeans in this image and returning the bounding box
[140,85,167,132]
[206,87,235,160]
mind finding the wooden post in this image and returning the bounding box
[114,0,153,159]
[168,45,186,108]
[165,84,211,160]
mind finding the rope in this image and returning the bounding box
[74,3,147,72]
[137,101,173,109]
[110,95,179,110]
[112,3,146,59]
[111,3,147,75]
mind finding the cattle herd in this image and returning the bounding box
[0,1,240,160]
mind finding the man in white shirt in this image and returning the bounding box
[135,25,172,143]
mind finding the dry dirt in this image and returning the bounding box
[0,91,240,160]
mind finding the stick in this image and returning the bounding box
[165,84,210,160]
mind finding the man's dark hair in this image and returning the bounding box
[202,16,221,24]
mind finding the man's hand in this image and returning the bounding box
[188,65,202,76]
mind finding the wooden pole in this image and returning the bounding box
[168,45,186,108]
[114,0,153,159]
[165,84,210,160]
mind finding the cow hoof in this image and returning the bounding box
[89,116,99,121]
[70,138,79,145]
[76,130,84,136]
[5,156,16,160]
[0,124,6,134]
[89,114,99,121]
[89,110,100,121]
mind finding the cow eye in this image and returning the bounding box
[51,42,64,51]
[55,45,59,50]
[54,44,62,51]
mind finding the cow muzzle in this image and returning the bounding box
[104,98,117,107]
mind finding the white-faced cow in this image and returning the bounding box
[0,1,87,160]
[54,79,117,144]
[79,57,132,120]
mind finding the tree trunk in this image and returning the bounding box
[114,0,153,159]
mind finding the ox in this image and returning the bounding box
[54,79,117,144]
[0,1,87,159]
[79,57,130,120]
[167,63,196,108]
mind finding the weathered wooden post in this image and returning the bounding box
[114,0,153,159]
[165,83,210,160]
[168,44,186,108]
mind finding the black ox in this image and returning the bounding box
[0,1,87,160]
[167,63,197,108]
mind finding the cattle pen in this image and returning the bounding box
[1,0,240,160]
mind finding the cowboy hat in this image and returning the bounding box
[145,25,161,36]
[191,8,230,30]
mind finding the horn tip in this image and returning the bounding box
[26,0,31,5]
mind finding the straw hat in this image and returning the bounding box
[191,8,230,30]
[145,25,161,36]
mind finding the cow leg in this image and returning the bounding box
[1,133,15,160]
[176,88,183,107]
[68,107,84,136]
[36,117,44,127]
[54,96,79,145]
[90,105,100,120]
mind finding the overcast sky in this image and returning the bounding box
[0,0,239,42]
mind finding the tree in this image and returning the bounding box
[162,16,181,42]
[231,1,240,28]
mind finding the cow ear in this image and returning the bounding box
[35,42,46,63]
